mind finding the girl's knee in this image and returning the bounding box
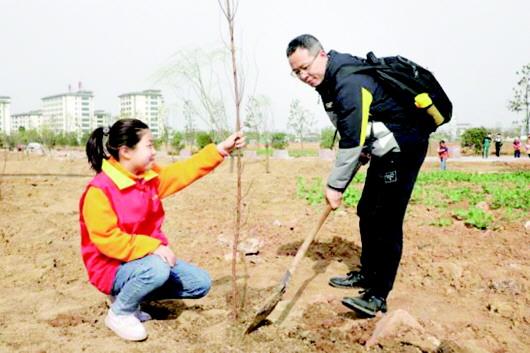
[192,269,212,298]
[141,255,171,286]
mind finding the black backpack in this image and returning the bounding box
[338,52,453,129]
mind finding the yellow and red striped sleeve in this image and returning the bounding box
[156,143,224,198]
[82,187,161,261]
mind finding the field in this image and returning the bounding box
[0,149,529,353]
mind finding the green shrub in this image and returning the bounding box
[196,132,213,149]
[171,131,185,152]
[271,132,288,149]
[460,127,489,154]
[320,127,337,149]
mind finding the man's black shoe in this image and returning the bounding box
[329,271,367,288]
[341,291,387,317]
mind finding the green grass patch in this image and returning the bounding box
[295,170,529,230]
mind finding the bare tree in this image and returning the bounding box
[244,94,272,172]
[508,63,530,135]
[182,100,197,152]
[288,99,316,150]
[155,48,229,141]
[219,0,244,320]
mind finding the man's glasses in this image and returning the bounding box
[291,53,319,78]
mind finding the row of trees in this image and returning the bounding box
[0,125,337,152]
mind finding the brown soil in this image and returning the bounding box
[0,151,528,353]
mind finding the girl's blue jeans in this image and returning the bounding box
[110,255,211,315]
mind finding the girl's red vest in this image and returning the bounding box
[79,171,168,294]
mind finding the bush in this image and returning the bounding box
[320,127,337,149]
[171,131,185,152]
[196,132,213,149]
[271,132,288,149]
[460,127,488,154]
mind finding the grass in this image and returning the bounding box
[295,170,530,230]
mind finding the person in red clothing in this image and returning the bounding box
[513,137,522,158]
[81,118,244,341]
[437,140,449,170]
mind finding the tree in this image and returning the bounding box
[461,127,488,154]
[271,132,288,149]
[320,127,338,149]
[155,48,230,142]
[287,99,316,150]
[244,95,271,146]
[195,131,213,149]
[508,63,530,135]
[182,100,197,151]
[219,0,244,320]
[170,131,185,152]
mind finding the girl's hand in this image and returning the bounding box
[153,245,177,267]
[217,131,245,156]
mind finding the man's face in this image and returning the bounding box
[288,47,327,87]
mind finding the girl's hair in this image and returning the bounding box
[85,118,149,172]
[440,140,445,144]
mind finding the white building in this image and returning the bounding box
[119,90,165,138]
[41,88,94,135]
[11,110,45,131]
[94,110,113,128]
[0,96,11,135]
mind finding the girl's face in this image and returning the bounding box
[127,130,156,174]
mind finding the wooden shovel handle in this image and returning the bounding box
[287,204,333,276]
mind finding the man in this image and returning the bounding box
[494,133,503,157]
[287,34,433,317]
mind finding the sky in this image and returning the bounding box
[1,0,529,132]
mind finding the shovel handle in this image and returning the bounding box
[287,204,333,277]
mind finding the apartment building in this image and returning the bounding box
[41,88,94,135]
[0,96,11,135]
[94,110,113,128]
[10,110,45,131]
[119,90,165,138]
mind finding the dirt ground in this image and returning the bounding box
[0,150,528,353]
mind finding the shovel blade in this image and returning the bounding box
[245,284,286,334]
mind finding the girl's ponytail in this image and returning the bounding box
[85,126,107,172]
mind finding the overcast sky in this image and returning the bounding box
[1,0,529,132]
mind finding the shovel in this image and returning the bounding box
[245,204,333,334]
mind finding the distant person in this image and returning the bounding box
[513,137,521,158]
[286,34,446,317]
[526,135,530,158]
[482,133,492,158]
[494,133,503,157]
[80,118,244,341]
[437,140,449,170]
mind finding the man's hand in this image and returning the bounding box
[325,187,343,210]
[153,245,177,267]
[217,131,246,156]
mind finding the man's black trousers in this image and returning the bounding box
[356,136,429,299]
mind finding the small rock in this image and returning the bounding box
[365,309,424,347]
[238,237,263,255]
[524,220,530,232]
[273,220,282,226]
[439,262,463,281]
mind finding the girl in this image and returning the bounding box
[513,137,521,158]
[80,118,244,341]
[437,140,449,170]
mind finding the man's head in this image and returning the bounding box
[286,34,328,87]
